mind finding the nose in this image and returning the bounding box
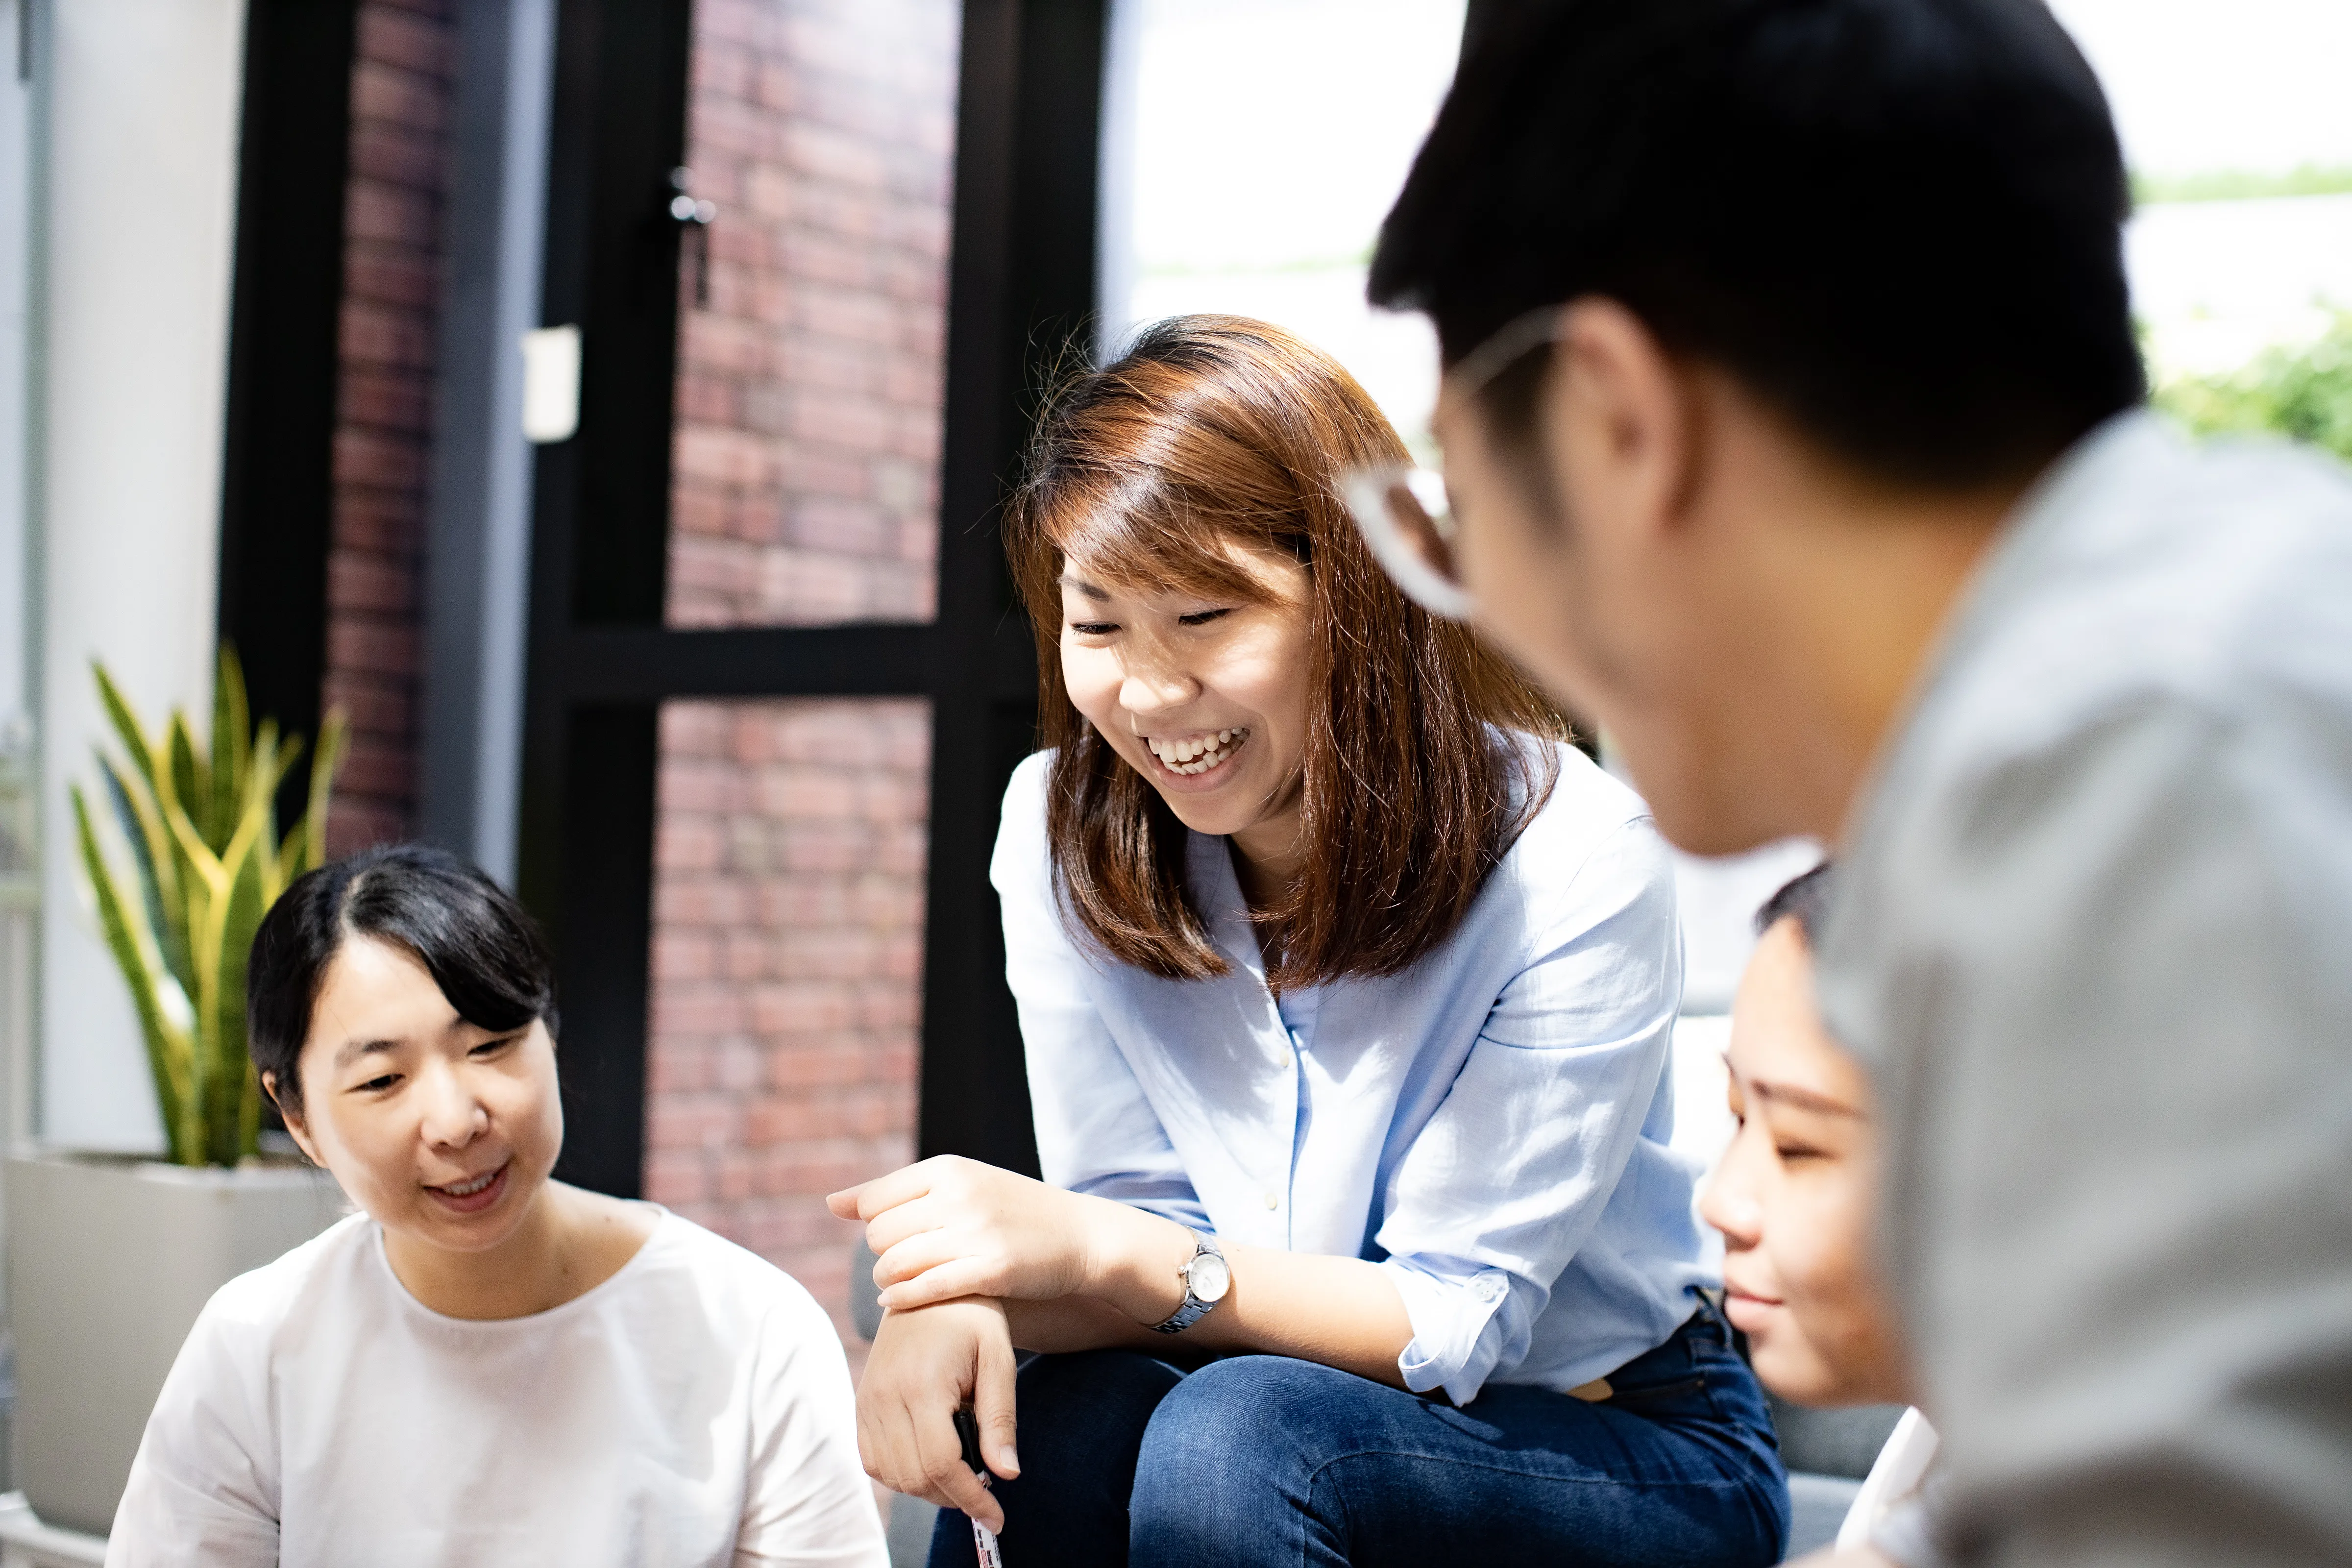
[1117,656,1198,720]
[416,1057,490,1152]
[1699,1128,1766,1250]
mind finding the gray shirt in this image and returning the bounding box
[1817,411,2352,1566]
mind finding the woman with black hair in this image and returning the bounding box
[107,844,886,1568]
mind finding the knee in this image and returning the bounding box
[1130,1357,1353,1520]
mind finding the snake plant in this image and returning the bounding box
[70,651,348,1167]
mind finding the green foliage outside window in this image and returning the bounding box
[2153,309,2352,463]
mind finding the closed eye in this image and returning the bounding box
[1177,608,1233,627]
[470,1033,524,1059]
[1068,620,1118,637]
[353,1073,401,1094]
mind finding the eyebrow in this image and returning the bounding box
[332,1037,402,1070]
[1058,573,1111,602]
[1743,1078,1864,1118]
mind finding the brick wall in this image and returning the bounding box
[667,0,956,628]
[646,699,930,1350]
[642,0,959,1351]
[324,0,451,855]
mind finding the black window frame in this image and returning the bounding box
[515,0,1108,1194]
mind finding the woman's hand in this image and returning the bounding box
[856,1297,1020,1533]
[828,1155,1190,1317]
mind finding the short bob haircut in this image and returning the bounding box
[1006,315,1564,990]
[247,843,557,1116]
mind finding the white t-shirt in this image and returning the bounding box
[1836,1406,1943,1567]
[107,1209,888,1568]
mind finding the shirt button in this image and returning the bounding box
[1262,1190,1280,1210]
[1473,1274,1504,1302]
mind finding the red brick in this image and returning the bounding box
[357,4,451,77]
[346,179,437,249]
[338,366,432,432]
[326,551,416,615]
[349,119,444,189]
[340,298,434,369]
[350,59,445,135]
[326,619,419,680]
[333,428,426,490]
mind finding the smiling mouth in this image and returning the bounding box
[1145,728,1250,777]
[425,1160,510,1212]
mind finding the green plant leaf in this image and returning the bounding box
[166,713,212,855]
[259,732,304,904]
[212,648,252,853]
[301,706,349,876]
[206,769,275,1165]
[90,665,195,998]
[73,786,200,1165]
[92,663,161,799]
[98,755,181,986]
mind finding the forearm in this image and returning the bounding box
[1080,1202,1413,1386]
[1002,1293,1162,1355]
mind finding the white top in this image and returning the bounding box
[1817,412,2352,1561]
[1838,1407,1943,1566]
[993,738,1714,1406]
[107,1210,887,1568]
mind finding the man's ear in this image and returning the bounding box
[263,1071,323,1167]
[1541,298,1703,544]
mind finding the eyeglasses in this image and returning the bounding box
[1343,306,1570,621]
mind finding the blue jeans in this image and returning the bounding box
[930,1297,1789,1566]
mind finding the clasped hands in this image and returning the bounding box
[825,1156,1195,1533]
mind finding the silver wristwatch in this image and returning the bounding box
[1150,1229,1230,1334]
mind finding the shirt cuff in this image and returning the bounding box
[1382,1257,1522,1406]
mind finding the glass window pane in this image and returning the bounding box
[667,0,959,628]
[1099,0,1464,456]
[647,696,929,1351]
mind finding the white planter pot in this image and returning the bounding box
[3,1153,348,1535]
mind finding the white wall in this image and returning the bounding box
[0,2,33,735]
[1,2,40,1163]
[37,0,248,1150]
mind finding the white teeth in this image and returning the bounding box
[1146,728,1250,776]
[440,1168,498,1197]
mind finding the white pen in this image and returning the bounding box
[954,1405,1004,1568]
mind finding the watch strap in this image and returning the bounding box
[1150,1229,1224,1335]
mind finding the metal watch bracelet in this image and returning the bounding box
[1150,1228,1229,1334]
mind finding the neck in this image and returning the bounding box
[1227,798,1306,915]
[1735,475,2017,842]
[382,1180,597,1320]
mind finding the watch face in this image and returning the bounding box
[1187,1251,1232,1303]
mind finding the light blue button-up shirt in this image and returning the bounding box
[991,739,1714,1404]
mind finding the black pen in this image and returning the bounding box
[953,1405,1004,1567]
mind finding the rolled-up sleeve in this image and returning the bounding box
[1373,816,1684,1405]
[991,757,1210,1231]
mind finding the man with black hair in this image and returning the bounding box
[1360,1,2352,1564]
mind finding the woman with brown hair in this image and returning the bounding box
[829,317,1788,1565]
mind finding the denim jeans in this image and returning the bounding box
[929,1297,1789,1567]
